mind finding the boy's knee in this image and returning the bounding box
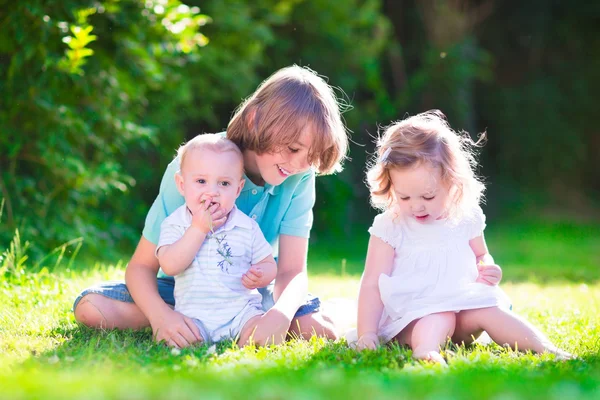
[74,294,107,328]
[291,313,338,341]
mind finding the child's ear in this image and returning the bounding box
[175,172,185,196]
[236,178,245,197]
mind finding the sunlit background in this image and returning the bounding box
[1,3,600,398]
[1,0,598,266]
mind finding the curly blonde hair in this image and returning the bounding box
[366,110,485,218]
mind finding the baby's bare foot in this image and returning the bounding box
[414,350,447,366]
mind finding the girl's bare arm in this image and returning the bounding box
[357,236,395,346]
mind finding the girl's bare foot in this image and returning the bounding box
[547,347,575,361]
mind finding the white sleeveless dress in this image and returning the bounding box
[360,206,511,343]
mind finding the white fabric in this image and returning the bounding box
[367,205,511,343]
[157,205,272,342]
[192,303,264,344]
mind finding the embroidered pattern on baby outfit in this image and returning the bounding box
[212,233,233,273]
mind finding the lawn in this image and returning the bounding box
[1,218,599,399]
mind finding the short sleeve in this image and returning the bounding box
[279,170,315,238]
[251,220,273,264]
[368,211,401,248]
[142,157,186,244]
[467,205,487,239]
[155,217,185,257]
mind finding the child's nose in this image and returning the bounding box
[205,185,220,196]
[412,202,425,212]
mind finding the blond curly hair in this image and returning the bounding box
[366,110,485,219]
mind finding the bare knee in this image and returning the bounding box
[411,312,456,347]
[74,294,108,328]
[453,306,500,344]
[433,311,457,337]
[290,312,338,341]
[409,312,456,362]
[74,294,149,330]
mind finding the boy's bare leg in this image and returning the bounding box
[288,311,338,340]
[396,312,456,364]
[237,310,337,347]
[74,293,151,330]
[453,306,572,358]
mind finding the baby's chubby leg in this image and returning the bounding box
[396,312,456,364]
[237,314,264,347]
[453,306,572,358]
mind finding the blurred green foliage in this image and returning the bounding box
[0,0,208,259]
[0,0,598,262]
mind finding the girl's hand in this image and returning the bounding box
[476,262,503,286]
[356,332,380,350]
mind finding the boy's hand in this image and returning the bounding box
[242,258,277,289]
[476,262,502,286]
[356,332,380,350]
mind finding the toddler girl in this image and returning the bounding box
[354,110,571,364]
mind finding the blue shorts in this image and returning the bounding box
[73,276,321,318]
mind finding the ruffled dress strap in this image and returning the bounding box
[368,210,402,248]
[465,204,487,239]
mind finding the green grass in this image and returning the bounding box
[1,219,599,399]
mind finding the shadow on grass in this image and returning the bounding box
[25,325,413,374]
[26,325,598,376]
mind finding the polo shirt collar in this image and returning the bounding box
[215,205,252,232]
[242,174,280,195]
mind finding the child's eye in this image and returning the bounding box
[423,196,435,201]
[288,147,299,154]
[196,179,206,184]
[220,181,230,187]
[400,197,409,201]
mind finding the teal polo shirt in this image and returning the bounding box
[142,136,316,267]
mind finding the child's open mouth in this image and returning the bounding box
[277,165,291,177]
[415,214,429,221]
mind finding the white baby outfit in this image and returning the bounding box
[353,205,510,343]
[157,205,272,343]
